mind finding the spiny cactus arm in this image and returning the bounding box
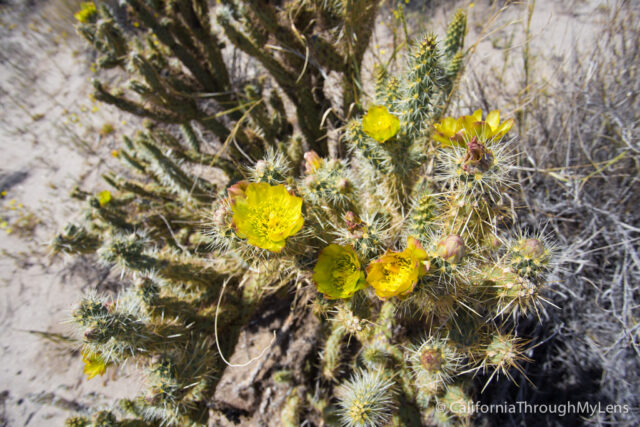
[99,234,228,288]
[280,386,304,427]
[95,19,129,68]
[373,299,396,341]
[123,0,220,92]
[197,113,263,166]
[136,134,214,203]
[216,9,297,90]
[163,13,217,76]
[110,176,171,201]
[70,269,262,426]
[93,80,184,123]
[150,127,239,177]
[76,5,129,69]
[52,224,103,255]
[344,0,380,66]
[74,296,160,364]
[242,0,306,54]
[401,34,448,137]
[170,0,232,92]
[88,196,135,233]
[292,88,328,155]
[306,34,346,73]
[444,9,467,59]
[321,322,346,380]
[345,121,389,173]
[384,76,402,108]
[180,122,200,153]
[129,54,200,120]
[366,300,419,403]
[243,84,277,147]
[435,10,467,119]
[374,65,389,104]
[217,8,327,155]
[340,0,380,114]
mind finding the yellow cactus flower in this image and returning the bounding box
[362,105,400,143]
[433,109,513,147]
[97,190,112,206]
[74,2,97,24]
[231,182,304,252]
[366,236,428,300]
[461,109,513,142]
[432,116,465,147]
[483,110,514,140]
[82,350,106,380]
[313,244,366,299]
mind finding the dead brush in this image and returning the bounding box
[460,1,640,425]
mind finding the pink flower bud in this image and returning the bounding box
[344,211,361,231]
[304,150,322,174]
[520,238,545,258]
[226,180,249,203]
[462,136,494,173]
[436,234,466,264]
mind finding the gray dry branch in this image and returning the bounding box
[463,2,640,425]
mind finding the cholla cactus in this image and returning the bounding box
[335,369,396,427]
[52,2,560,426]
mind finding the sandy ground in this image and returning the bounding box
[0,0,612,425]
[0,3,143,425]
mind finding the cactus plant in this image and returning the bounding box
[53,2,559,425]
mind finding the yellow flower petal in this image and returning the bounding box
[82,350,106,380]
[495,118,514,139]
[97,190,112,207]
[433,109,513,147]
[313,244,366,299]
[362,105,400,143]
[366,236,428,300]
[485,110,500,131]
[230,182,304,252]
[74,2,97,23]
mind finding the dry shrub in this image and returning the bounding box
[464,2,640,425]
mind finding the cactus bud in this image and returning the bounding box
[226,180,249,202]
[337,178,351,193]
[462,137,494,173]
[92,411,117,427]
[344,211,361,231]
[212,205,229,226]
[303,150,322,174]
[65,416,90,427]
[336,369,396,427]
[508,236,553,279]
[436,234,466,264]
[420,348,444,371]
[104,300,116,313]
[254,160,269,178]
[520,238,545,259]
